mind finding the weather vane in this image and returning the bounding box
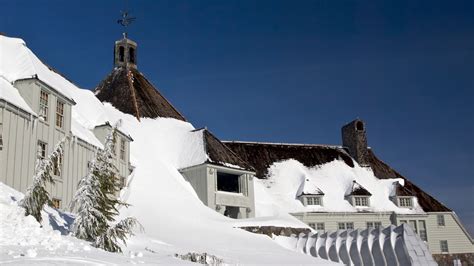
[117,0,136,38]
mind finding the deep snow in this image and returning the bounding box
[0,35,333,264]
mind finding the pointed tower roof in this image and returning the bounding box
[95,66,186,121]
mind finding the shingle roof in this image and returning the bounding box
[94,67,186,121]
[348,180,372,196]
[366,149,450,212]
[223,141,354,178]
[197,129,255,172]
[225,141,451,212]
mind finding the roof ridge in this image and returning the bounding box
[223,140,342,148]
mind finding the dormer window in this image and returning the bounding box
[305,196,323,206]
[354,196,370,207]
[398,196,413,208]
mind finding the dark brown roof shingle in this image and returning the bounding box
[95,67,186,121]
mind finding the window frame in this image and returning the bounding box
[55,100,65,129]
[399,197,413,208]
[354,196,369,207]
[316,222,325,231]
[338,222,354,230]
[437,214,446,226]
[440,240,449,253]
[39,90,49,122]
[419,220,428,241]
[308,223,316,230]
[120,138,126,160]
[37,141,47,160]
[367,221,382,229]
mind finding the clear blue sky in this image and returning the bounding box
[2,0,473,234]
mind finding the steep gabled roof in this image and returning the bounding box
[225,141,451,212]
[392,181,414,197]
[300,178,325,196]
[223,141,354,178]
[366,149,450,212]
[347,180,372,196]
[195,129,254,172]
[94,67,186,121]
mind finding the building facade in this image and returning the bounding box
[0,42,133,209]
[225,120,474,264]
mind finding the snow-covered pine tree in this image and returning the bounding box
[20,136,68,223]
[95,217,141,253]
[71,120,140,252]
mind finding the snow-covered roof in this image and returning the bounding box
[298,178,324,196]
[346,180,372,196]
[0,76,36,115]
[0,35,103,149]
[0,35,75,103]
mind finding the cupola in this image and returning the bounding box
[114,33,137,69]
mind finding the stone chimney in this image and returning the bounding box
[341,119,369,166]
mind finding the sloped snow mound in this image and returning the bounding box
[257,159,424,214]
[1,35,334,264]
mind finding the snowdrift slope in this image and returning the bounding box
[0,35,332,264]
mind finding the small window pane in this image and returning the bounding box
[308,223,316,229]
[316,223,325,231]
[338,223,346,230]
[440,240,449,253]
[367,222,374,229]
[307,197,313,205]
[39,91,49,121]
[56,101,64,128]
[37,141,47,160]
[346,222,354,230]
[437,215,445,226]
[120,138,126,160]
[399,197,413,207]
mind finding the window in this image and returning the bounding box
[419,220,428,241]
[37,141,47,160]
[119,46,125,62]
[51,198,61,209]
[409,220,418,234]
[356,121,364,131]
[39,90,49,121]
[0,123,3,151]
[400,220,407,225]
[367,222,382,229]
[217,172,240,193]
[354,196,369,206]
[308,223,316,229]
[306,196,322,206]
[316,223,325,231]
[56,101,64,128]
[129,47,135,63]
[338,222,354,230]
[53,153,63,176]
[440,240,449,253]
[120,138,126,160]
[437,214,445,226]
[399,197,413,208]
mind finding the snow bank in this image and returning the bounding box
[256,159,424,214]
[1,35,331,264]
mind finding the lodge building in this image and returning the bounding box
[0,33,472,264]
